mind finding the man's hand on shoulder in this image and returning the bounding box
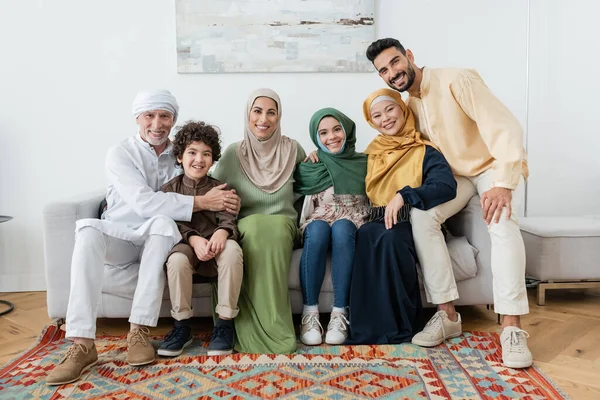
[480,187,512,225]
[193,183,241,215]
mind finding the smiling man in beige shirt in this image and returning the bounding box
[366,38,531,369]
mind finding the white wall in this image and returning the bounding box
[526,0,600,216]
[0,0,546,291]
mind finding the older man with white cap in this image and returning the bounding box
[46,89,240,385]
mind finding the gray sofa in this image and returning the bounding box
[43,191,494,321]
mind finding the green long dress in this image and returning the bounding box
[212,141,306,354]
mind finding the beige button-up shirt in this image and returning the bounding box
[407,68,528,190]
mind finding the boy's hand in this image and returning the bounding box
[208,229,229,255]
[189,235,215,261]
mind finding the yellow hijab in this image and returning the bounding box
[363,89,436,207]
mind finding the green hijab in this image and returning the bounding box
[294,108,368,195]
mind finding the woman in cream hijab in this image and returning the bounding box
[345,88,457,345]
[212,88,306,354]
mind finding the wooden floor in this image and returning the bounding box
[1,289,600,399]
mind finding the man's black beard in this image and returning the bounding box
[388,62,416,93]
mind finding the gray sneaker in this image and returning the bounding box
[127,327,155,366]
[412,310,462,347]
[300,313,323,346]
[325,313,349,345]
[46,342,98,386]
[501,327,533,368]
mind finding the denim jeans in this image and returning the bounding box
[299,219,357,308]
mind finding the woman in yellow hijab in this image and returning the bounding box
[345,89,457,345]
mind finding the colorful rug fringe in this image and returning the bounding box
[0,326,569,399]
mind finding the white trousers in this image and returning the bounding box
[66,226,177,339]
[411,169,529,316]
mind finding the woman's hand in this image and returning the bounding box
[189,235,215,261]
[303,151,320,163]
[384,193,405,230]
[208,229,229,255]
[194,184,241,215]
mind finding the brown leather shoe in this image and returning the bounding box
[127,327,155,366]
[46,342,98,386]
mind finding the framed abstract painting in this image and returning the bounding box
[176,0,375,73]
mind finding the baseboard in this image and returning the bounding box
[0,273,46,292]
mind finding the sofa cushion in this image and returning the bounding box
[102,263,141,299]
[520,216,600,237]
[446,233,479,281]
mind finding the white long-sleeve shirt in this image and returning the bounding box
[76,134,194,242]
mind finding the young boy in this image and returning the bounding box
[158,121,243,357]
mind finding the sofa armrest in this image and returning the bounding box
[42,190,105,319]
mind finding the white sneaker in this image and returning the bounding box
[300,313,323,345]
[325,313,349,345]
[411,310,462,347]
[500,327,533,368]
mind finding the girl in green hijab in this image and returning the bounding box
[293,108,369,346]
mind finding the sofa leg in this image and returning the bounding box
[536,281,600,306]
[485,304,501,324]
[537,285,546,306]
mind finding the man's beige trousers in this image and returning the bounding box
[411,169,528,316]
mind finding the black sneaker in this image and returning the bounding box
[157,320,193,357]
[207,319,235,356]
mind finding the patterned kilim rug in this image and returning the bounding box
[0,325,568,399]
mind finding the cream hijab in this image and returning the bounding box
[237,88,296,193]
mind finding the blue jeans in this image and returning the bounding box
[299,219,357,308]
